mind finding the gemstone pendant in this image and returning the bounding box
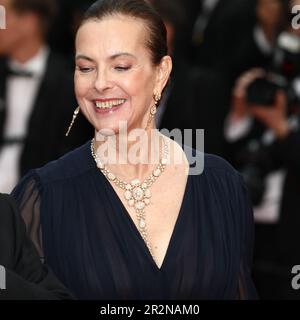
[132,187,144,201]
[124,190,132,200]
[139,218,146,229]
[131,179,140,186]
[135,201,145,210]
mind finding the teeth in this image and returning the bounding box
[95,99,125,109]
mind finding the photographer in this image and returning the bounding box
[225,65,300,299]
[224,0,300,299]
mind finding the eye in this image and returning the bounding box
[76,66,94,73]
[114,66,131,72]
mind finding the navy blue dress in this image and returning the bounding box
[11,140,257,299]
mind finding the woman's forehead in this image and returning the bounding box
[76,16,149,49]
[75,17,153,63]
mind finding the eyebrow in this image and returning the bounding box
[75,52,137,62]
[75,54,95,62]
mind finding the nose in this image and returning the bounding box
[94,68,113,92]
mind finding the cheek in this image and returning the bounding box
[0,21,16,44]
[74,75,91,98]
[122,69,155,101]
[7,17,22,35]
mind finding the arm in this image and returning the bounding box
[224,69,266,166]
[0,194,74,300]
[224,68,266,144]
[249,91,300,175]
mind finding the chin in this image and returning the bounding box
[96,126,119,137]
[94,120,128,138]
[96,113,136,133]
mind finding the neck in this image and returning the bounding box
[10,35,44,64]
[94,125,164,181]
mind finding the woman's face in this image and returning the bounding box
[75,15,171,135]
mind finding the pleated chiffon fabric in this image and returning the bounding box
[12,140,257,299]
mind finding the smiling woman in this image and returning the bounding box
[11,0,257,300]
[74,11,171,134]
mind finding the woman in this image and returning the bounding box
[0,194,73,299]
[12,0,257,299]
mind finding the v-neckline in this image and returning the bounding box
[96,163,191,272]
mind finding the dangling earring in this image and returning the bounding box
[147,92,161,129]
[65,106,80,137]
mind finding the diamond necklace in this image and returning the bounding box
[90,137,169,259]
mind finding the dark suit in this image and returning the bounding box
[159,58,229,156]
[192,0,273,87]
[225,117,300,299]
[0,194,73,299]
[0,51,93,178]
[196,0,256,67]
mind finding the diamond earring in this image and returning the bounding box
[65,106,80,137]
[149,92,161,117]
[146,92,161,129]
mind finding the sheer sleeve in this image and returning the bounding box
[11,171,44,259]
[237,174,258,299]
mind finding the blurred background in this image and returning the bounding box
[0,0,300,299]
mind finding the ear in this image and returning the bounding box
[154,55,172,94]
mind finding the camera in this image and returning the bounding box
[246,31,300,111]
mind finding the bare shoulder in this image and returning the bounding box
[160,134,189,173]
[159,134,189,185]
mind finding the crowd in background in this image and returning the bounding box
[0,0,300,299]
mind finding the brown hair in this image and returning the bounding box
[11,0,58,37]
[79,0,168,65]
